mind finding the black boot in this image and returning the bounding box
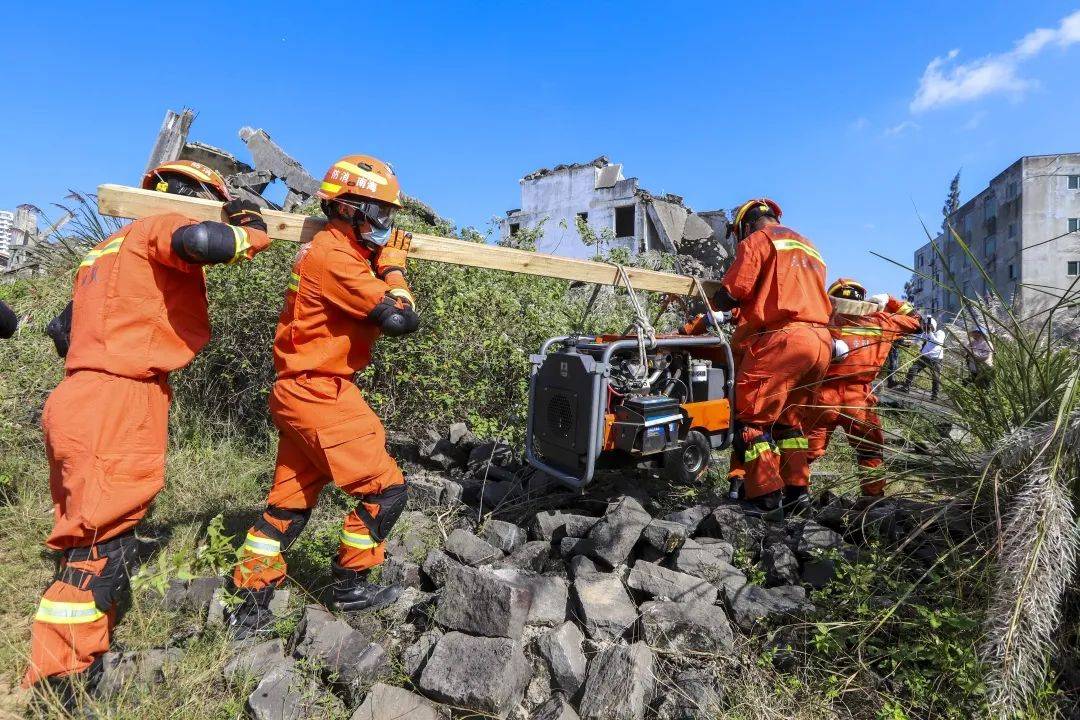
[784,486,812,517]
[331,561,403,612]
[740,490,785,522]
[31,656,102,717]
[227,585,277,641]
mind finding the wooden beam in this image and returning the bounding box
[97,184,722,296]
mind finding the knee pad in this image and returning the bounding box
[58,533,139,611]
[353,481,408,543]
[254,506,312,551]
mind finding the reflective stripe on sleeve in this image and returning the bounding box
[288,272,301,293]
[840,327,884,337]
[34,598,105,625]
[771,238,825,265]
[387,288,416,309]
[340,529,378,551]
[242,533,282,557]
[229,226,252,264]
[79,236,125,268]
[743,440,776,463]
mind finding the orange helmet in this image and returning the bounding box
[729,198,782,241]
[828,278,867,301]
[142,160,231,201]
[317,155,403,209]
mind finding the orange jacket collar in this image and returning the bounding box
[325,218,375,261]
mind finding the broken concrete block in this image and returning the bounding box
[663,504,713,535]
[247,662,345,720]
[532,696,581,720]
[626,561,718,604]
[641,519,688,555]
[728,584,815,632]
[435,564,532,639]
[559,536,593,559]
[700,506,764,556]
[491,568,568,626]
[579,642,656,720]
[445,528,505,566]
[421,547,458,588]
[223,638,286,685]
[571,571,638,641]
[762,542,801,586]
[418,631,532,719]
[402,628,443,681]
[531,511,566,540]
[536,620,587,698]
[639,601,734,654]
[381,555,423,588]
[350,682,441,720]
[801,557,839,589]
[95,649,182,698]
[481,519,528,554]
[586,496,652,567]
[668,538,735,579]
[162,576,224,614]
[292,605,387,695]
[501,540,550,572]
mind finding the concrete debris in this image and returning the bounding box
[435,564,532,639]
[481,518,528,554]
[445,528,506,566]
[491,568,569,626]
[626,561,719,604]
[292,604,387,697]
[653,669,724,720]
[501,540,551,572]
[586,496,652,567]
[532,696,582,720]
[668,537,735,579]
[421,547,458,588]
[350,682,441,720]
[796,520,846,559]
[641,519,688,554]
[728,584,815,632]
[402,628,443,681]
[801,557,840,589]
[663,505,713,535]
[381,555,423,589]
[536,620,588,698]
[208,587,289,627]
[700,506,765,557]
[95,649,182,698]
[762,542,801,586]
[578,642,656,720]
[571,570,638,642]
[162,576,224,614]
[639,601,735,654]
[418,631,532,719]
[247,661,345,720]
[223,638,286,685]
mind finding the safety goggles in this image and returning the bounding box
[339,197,398,230]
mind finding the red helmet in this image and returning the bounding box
[142,160,231,201]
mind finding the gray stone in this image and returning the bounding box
[641,519,688,555]
[382,555,423,588]
[796,521,845,558]
[559,536,593,559]
[536,621,587,697]
[435,564,532,639]
[403,628,443,680]
[663,505,712,535]
[762,543,800,586]
[531,511,566,540]
[586,496,652,567]
[562,514,602,538]
[391,511,440,560]
[208,586,289,626]
[639,601,734,654]
[351,682,440,720]
[654,669,723,720]
[668,538,735,580]
[579,642,656,720]
[381,586,437,626]
[409,474,454,507]
[567,555,600,580]
[728,584,815,631]
[163,576,224,614]
[95,649,182,698]
[626,561,718,604]
[445,527,505,566]
[481,519,528,553]
[422,547,458,588]
[418,631,532,719]
[480,479,519,508]
[571,571,638,641]
[801,557,839,589]
[224,638,286,684]
[448,422,475,446]
[247,662,345,720]
[501,540,550,572]
[292,605,387,694]
[532,696,581,720]
[701,506,764,556]
[491,568,568,626]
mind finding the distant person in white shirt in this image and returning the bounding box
[900,316,945,400]
[965,325,994,388]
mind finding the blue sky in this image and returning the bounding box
[2,1,1078,293]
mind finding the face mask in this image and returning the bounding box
[360,224,391,247]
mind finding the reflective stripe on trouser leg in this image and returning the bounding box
[859,458,886,496]
[774,429,810,489]
[740,428,783,500]
[23,581,110,687]
[338,506,386,572]
[232,506,311,591]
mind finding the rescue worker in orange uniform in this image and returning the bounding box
[228,155,419,638]
[802,279,921,496]
[711,199,832,517]
[24,161,271,690]
[0,299,16,339]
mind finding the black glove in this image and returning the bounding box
[46,301,72,357]
[224,199,268,233]
[0,299,17,339]
[369,296,419,337]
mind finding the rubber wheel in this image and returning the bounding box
[663,430,711,484]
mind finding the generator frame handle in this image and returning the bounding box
[525,334,734,490]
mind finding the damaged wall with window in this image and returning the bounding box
[498,156,732,275]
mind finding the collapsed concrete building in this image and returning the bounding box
[498,156,732,272]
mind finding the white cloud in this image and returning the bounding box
[910,9,1080,112]
[849,116,870,131]
[963,110,988,130]
[884,120,920,137]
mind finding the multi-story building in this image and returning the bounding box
[0,210,13,267]
[910,153,1080,321]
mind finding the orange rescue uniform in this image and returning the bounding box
[803,297,920,495]
[720,225,832,500]
[25,214,269,686]
[233,219,413,591]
